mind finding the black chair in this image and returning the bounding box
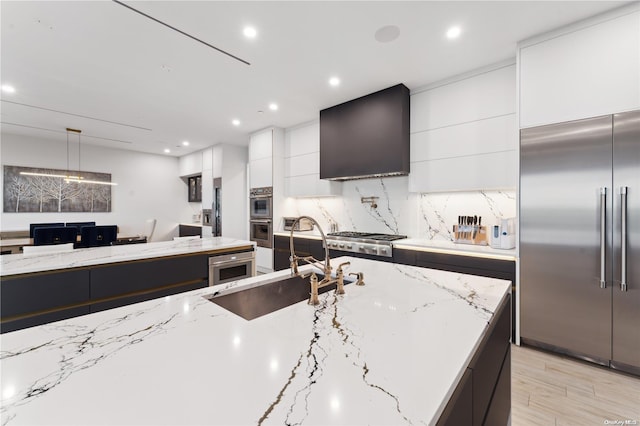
[29,222,64,238]
[65,221,96,235]
[33,226,77,246]
[79,225,118,248]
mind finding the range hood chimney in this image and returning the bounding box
[319,84,410,181]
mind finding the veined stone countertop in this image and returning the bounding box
[0,237,255,277]
[274,231,516,260]
[0,256,510,425]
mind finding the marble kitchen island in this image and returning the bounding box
[0,257,511,425]
[1,237,255,333]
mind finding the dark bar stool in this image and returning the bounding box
[79,225,118,248]
[65,221,96,235]
[30,222,64,238]
[33,226,77,246]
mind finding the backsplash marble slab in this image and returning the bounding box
[417,190,516,241]
[280,176,515,241]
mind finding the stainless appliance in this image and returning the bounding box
[325,231,407,258]
[249,186,273,219]
[250,219,272,248]
[283,217,314,231]
[213,177,222,237]
[209,250,255,286]
[520,110,639,375]
[202,209,212,227]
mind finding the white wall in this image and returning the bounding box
[1,133,192,241]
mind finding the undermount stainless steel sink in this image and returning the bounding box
[204,273,353,320]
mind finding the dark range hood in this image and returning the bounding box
[320,84,410,181]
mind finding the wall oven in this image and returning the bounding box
[209,250,255,286]
[249,186,273,219]
[250,219,272,248]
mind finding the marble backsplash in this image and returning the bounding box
[280,176,516,241]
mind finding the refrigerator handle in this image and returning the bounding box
[600,187,607,289]
[621,186,628,292]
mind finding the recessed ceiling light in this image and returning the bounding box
[182,140,189,146]
[243,26,257,39]
[269,103,278,111]
[164,148,171,154]
[1,84,16,93]
[232,119,241,126]
[446,26,462,39]
[329,77,340,87]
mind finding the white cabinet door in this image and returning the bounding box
[256,247,273,273]
[178,151,203,177]
[519,10,640,128]
[283,121,341,197]
[250,157,272,188]
[249,129,273,161]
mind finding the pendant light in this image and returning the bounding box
[20,128,117,186]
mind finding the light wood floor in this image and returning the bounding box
[511,344,640,425]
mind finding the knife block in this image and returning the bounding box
[453,225,488,246]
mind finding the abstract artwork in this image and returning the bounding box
[3,165,112,213]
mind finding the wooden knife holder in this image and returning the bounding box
[453,225,488,246]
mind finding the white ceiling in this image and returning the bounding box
[0,1,628,157]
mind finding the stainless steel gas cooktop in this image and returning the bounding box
[325,232,407,257]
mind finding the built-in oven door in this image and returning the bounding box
[250,219,272,248]
[209,251,255,286]
[250,196,272,219]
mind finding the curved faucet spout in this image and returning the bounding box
[289,216,331,277]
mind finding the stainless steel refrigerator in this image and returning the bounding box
[520,110,639,376]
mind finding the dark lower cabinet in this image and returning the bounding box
[91,280,207,313]
[1,252,213,333]
[437,368,473,426]
[437,294,511,426]
[90,254,208,299]
[274,235,325,271]
[179,224,202,237]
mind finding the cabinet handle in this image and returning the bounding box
[600,187,607,289]
[621,187,628,292]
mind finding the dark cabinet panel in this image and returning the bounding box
[91,280,207,313]
[469,294,511,425]
[483,348,511,426]
[275,236,327,272]
[1,269,90,318]
[393,248,416,265]
[436,368,472,426]
[179,224,202,237]
[1,306,91,333]
[90,254,208,299]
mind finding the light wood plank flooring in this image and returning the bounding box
[512,344,640,425]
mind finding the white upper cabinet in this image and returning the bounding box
[409,63,517,193]
[178,151,203,177]
[284,121,341,197]
[519,8,640,128]
[249,129,273,188]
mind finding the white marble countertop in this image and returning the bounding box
[0,237,255,277]
[274,231,516,260]
[0,256,510,425]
